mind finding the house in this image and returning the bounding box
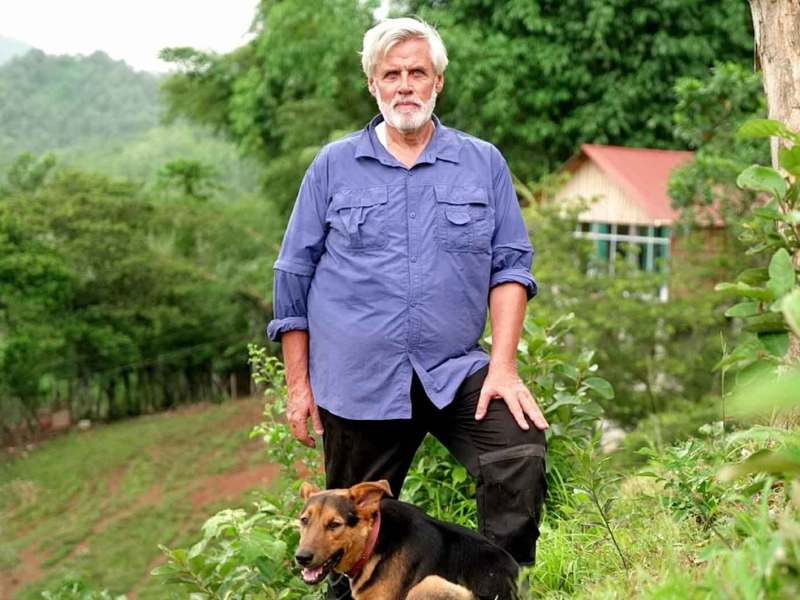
[554,144,696,278]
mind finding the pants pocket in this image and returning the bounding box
[477,443,547,565]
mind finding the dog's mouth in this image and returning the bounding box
[301,549,344,585]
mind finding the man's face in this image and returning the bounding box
[369,37,444,134]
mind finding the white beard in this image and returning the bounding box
[376,89,438,133]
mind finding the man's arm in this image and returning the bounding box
[475,282,549,431]
[282,330,323,448]
[266,152,329,448]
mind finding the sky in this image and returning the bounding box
[0,1,260,72]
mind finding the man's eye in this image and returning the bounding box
[327,521,342,530]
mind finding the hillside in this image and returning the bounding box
[0,49,160,158]
[0,35,32,66]
[0,396,279,600]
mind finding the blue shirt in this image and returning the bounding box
[267,115,537,420]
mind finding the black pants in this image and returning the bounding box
[320,366,547,599]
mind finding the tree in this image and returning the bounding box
[747,1,800,362]
[407,0,754,180]
[160,0,378,216]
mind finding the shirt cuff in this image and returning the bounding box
[266,316,309,342]
[490,268,538,300]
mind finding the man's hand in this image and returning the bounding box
[287,383,324,448]
[475,364,549,431]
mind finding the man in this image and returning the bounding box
[268,17,548,597]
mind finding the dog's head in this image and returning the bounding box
[294,479,392,584]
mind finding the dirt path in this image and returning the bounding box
[0,396,280,600]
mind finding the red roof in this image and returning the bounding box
[566,144,694,224]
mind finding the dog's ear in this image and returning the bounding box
[300,481,320,500]
[349,480,393,513]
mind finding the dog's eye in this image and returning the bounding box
[326,521,342,530]
[300,516,309,526]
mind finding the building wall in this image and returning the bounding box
[554,161,654,225]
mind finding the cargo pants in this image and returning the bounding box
[319,365,548,600]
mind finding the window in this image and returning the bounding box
[574,221,671,274]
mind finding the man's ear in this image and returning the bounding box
[349,480,392,513]
[435,72,444,94]
[300,481,320,500]
[368,77,377,97]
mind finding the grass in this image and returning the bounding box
[0,396,281,599]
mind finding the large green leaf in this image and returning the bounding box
[782,288,800,337]
[736,165,788,199]
[767,248,795,298]
[724,302,760,318]
[779,146,800,177]
[718,447,800,481]
[758,331,789,358]
[715,281,774,301]
[730,367,800,417]
[583,376,614,400]
[737,119,800,143]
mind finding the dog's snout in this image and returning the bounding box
[295,549,314,566]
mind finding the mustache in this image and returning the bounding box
[392,98,423,108]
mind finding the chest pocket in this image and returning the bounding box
[327,187,389,251]
[434,186,493,254]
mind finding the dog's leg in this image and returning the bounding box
[405,576,475,600]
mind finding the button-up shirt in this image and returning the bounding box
[267,115,537,420]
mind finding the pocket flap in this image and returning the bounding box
[434,185,489,206]
[331,187,388,210]
[445,205,471,225]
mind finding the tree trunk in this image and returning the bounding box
[749,0,800,362]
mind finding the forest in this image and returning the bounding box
[1,1,799,598]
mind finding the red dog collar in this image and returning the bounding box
[347,511,381,579]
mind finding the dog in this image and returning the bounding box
[295,480,520,600]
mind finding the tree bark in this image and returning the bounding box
[749,0,800,362]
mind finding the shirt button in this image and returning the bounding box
[410,300,416,307]
[410,211,416,219]
[410,256,417,263]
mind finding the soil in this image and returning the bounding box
[0,545,46,600]
[0,396,280,600]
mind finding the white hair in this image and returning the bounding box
[361,17,449,78]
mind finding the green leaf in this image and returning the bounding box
[730,367,800,417]
[758,332,789,358]
[781,288,800,337]
[724,302,759,318]
[779,146,800,177]
[767,248,795,298]
[719,447,800,481]
[452,465,467,485]
[736,267,769,285]
[240,530,286,563]
[584,377,614,400]
[737,165,788,199]
[714,281,774,301]
[737,119,800,143]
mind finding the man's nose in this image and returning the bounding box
[295,549,314,566]
[399,72,412,92]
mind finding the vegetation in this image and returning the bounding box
[0,397,275,599]
[5,1,800,599]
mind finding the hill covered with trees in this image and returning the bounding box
[0,50,160,157]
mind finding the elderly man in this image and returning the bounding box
[268,17,548,596]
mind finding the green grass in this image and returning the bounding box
[0,397,281,599]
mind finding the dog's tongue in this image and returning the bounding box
[302,566,325,583]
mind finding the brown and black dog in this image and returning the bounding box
[295,480,520,600]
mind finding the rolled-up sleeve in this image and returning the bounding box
[266,153,329,342]
[489,148,538,300]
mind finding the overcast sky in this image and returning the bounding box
[0,1,260,72]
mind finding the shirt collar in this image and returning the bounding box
[354,113,462,166]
